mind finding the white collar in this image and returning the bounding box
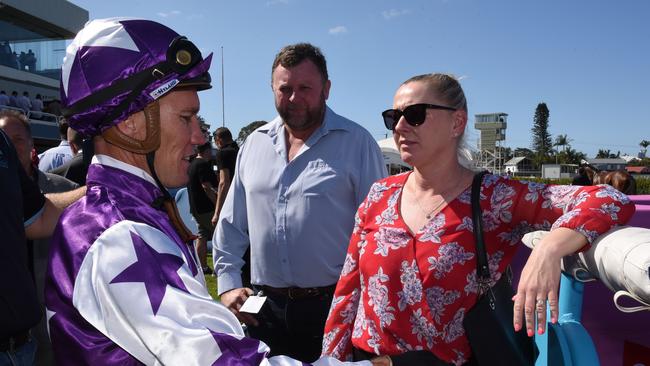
[92,154,157,186]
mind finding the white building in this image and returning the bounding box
[377,138,410,175]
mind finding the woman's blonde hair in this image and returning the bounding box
[401,73,474,168]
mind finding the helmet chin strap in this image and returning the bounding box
[104,100,196,243]
[146,151,197,244]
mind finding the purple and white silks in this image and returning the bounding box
[45,155,369,366]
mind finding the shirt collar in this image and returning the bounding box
[92,154,157,186]
[59,140,70,147]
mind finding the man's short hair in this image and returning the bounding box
[271,43,328,83]
[213,127,232,142]
[59,118,70,139]
[0,109,31,137]
[197,142,212,154]
[67,127,83,148]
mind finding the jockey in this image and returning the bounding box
[44,18,367,366]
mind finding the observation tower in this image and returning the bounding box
[474,112,507,174]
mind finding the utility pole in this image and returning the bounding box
[221,46,225,127]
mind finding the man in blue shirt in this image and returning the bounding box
[214,43,386,362]
[38,120,73,172]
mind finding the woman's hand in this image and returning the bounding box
[370,356,392,366]
[513,228,587,336]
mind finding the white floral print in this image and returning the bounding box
[397,260,423,311]
[367,267,395,328]
[428,242,474,280]
[420,214,447,243]
[374,227,410,257]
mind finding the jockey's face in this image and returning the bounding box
[154,89,206,188]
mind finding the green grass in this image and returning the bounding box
[205,252,219,301]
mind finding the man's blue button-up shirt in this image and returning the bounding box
[214,106,387,294]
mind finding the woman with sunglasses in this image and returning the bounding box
[321,73,635,365]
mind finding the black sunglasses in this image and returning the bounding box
[382,103,456,130]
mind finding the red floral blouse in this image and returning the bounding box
[322,172,635,365]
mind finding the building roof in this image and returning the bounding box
[377,137,398,153]
[586,158,627,165]
[626,166,650,173]
[620,154,640,163]
[504,156,529,165]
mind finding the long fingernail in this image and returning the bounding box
[538,327,544,335]
[514,323,520,331]
[527,329,533,337]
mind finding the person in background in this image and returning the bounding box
[38,119,74,172]
[214,43,386,362]
[0,110,78,366]
[187,142,218,274]
[31,94,44,113]
[0,90,9,106]
[16,92,31,114]
[211,126,238,225]
[321,73,635,365]
[49,126,87,185]
[210,127,251,286]
[9,91,18,108]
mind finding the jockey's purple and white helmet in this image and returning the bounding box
[60,18,212,137]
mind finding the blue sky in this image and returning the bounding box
[70,0,649,158]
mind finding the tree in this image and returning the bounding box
[237,120,267,145]
[640,140,650,158]
[196,115,210,142]
[513,147,535,158]
[596,149,609,158]
[563,148,587,165]
[531,103,552,167]
[640,140,650,149]
[595,149,617,159]
[554,134,572,154]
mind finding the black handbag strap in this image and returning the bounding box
[471,171,491,283]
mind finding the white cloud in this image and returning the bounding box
[157,10,182,18]
[382,9,410,20]
[328,25,348,35]
[267,0,289,6]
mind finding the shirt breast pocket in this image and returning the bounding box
[300,159,342,197]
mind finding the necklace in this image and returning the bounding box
[414,195,447,220]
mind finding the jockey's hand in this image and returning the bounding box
[220,287,259,326]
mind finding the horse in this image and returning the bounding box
[574,166,637,195]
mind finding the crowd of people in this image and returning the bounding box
[0,17,636,366]
[1,42,37,72]
[0,90,60,117]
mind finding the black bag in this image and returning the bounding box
[462,171,538,366]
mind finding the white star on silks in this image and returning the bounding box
[45,308,56,336]
[62,18,140,96]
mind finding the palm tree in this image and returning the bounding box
[640,140,650,158]
[554,134,572,153]
[596,149,611,159]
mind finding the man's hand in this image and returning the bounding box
[220,287,259,326]
[370,356,392,366]
[211,214,219,227]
